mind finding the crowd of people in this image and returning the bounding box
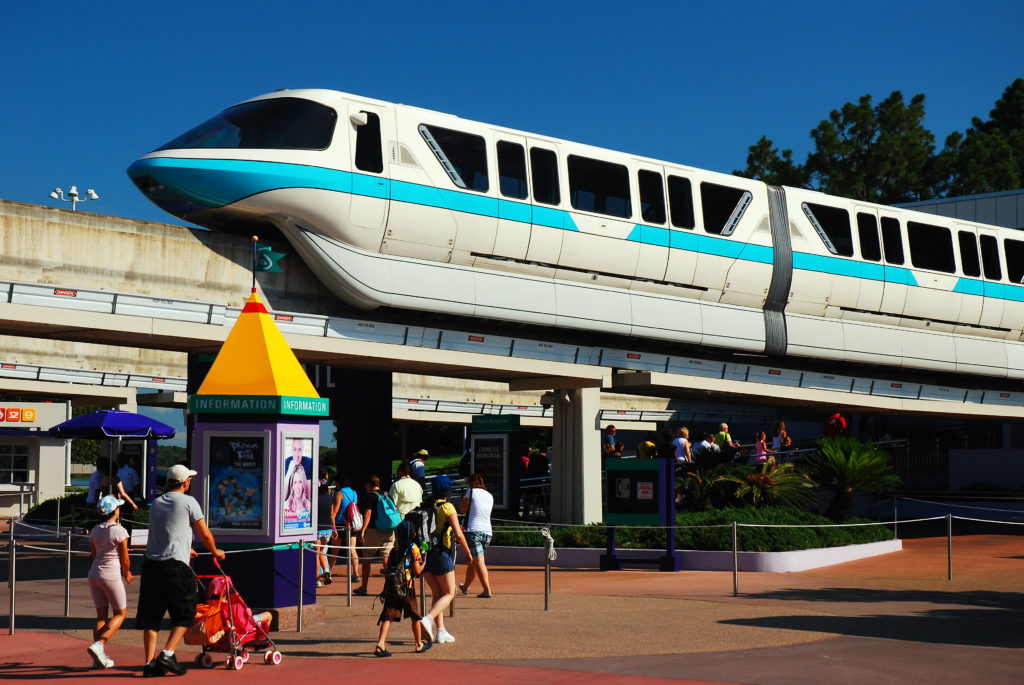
[603,412,849,468]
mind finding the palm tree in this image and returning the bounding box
[807,437,901,522]
[715,460,817,509]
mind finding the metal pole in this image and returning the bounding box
[893,496,898,539]
[297,541,305,632]
[544,552,551,611]
[8,541,15,635]
[947,513,953,581]
[345,526,352,608]
[732,521,739,597]
[56,497,62,541]
[7,518,13,589]
[64,532,73,617]
[418,576,426,617]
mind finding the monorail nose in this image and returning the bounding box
[127,157,223,220]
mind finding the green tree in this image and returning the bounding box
[69,405,101,465]
[807,437,901,522]
[714,460,817,509]
[733,136,809,187]
[805,91,937,203]
[937,78,1024,195]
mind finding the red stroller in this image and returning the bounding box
[189,561,282,670]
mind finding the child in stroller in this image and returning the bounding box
[188,569,282,670]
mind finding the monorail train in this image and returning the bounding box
[128,89,1024,380]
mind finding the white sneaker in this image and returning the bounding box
[102,656,115,669]
[87,642,106,669]
[419,614,436,642]
[436,628,455,643]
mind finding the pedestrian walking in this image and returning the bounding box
[419,475,472,645]
[458,473,494,598]
[134,464,225,677]
[373,520,431,657]
[86,495,133,670]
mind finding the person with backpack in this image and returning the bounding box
[330,474,360,582]
[419,475,473,644]
[353,475,400,596]
[373,520,431,657]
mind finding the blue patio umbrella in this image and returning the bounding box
[48,409,176,439]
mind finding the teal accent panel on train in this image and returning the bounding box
[794,251,919,287]
[626,225,772,263]
[953,278,985,297]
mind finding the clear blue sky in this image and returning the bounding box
[3,1,1023,445]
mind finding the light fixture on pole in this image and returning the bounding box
[49,185,99,211]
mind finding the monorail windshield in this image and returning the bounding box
[158,97,337,151]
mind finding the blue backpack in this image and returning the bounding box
[374,492,402,532]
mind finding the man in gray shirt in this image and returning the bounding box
[135,464,224,677]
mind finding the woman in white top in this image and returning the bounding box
[457,474,495,598]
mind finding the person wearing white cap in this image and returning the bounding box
[86,494,133,669]
[135,464,225,677]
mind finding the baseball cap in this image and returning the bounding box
[97,494,124,515]
[433,474,453,495]
[166,464,198,484]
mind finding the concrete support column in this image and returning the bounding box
[330,369,394,488]
[550,386,602,525]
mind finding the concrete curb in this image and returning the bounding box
[485,538,903,572]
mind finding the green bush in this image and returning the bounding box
[24,492,88,525]
[492,506,893,552]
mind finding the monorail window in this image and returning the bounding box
[419,125,489,192]
[702,183,751,236]
[1004,239,1024,283]
[638,170,666,225]
[530,148,560,206]
[354,112,383,173]
[881,217,904,265]
[802,203,853,256]
[667,175,695,229]
[908,221,955,273]
[568,155,631,218]
[159,97,337,151]
[980,235,1002,280]
[856,213,881,262]
[497,141,528,199]
[957,231,981,278]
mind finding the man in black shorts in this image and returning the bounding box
[135,465,224,677]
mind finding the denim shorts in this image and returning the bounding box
[466,531,492,558]
[425,547,455,575]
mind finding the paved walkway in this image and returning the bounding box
[2,532,1023,683]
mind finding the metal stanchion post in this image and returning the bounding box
[56,498,62,541]
[64,532,73,617]
[8,540,15,635]
[544,551,551,611]
[732,521,739,597]
[419,576,426,617]
[893,496,899,539]
[7,518,14,589]
[345,526,352,608]
[297,541,305,632]
[947,513,953,581]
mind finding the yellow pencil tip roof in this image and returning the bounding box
[196,290,320,398]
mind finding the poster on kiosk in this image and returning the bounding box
[204,431,270,535]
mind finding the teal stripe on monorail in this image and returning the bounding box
[793,251,919,287]
[625,225,773,263]
[955,279,1024,302]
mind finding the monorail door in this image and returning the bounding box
[347,102,394,239]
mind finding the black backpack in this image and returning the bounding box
[404,505,438,549]
[381,562,407,603]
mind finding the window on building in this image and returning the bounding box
[667,175,695,229]
[958,231,981,278]
[908,221,955,273]
[354,111,383,173]
[1005,238,1024,283]
[638,170,666,225]
[857,213,882,262]
[0,444,28,485]
[980,235,1002,281]
[802,203,853,256]
[419,124,488,192]
[497,141,528,199]
[568,155,631,218]
[530,148,560,206]
[701,183,751,236]
[881,217,904,265]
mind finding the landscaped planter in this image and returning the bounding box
[483,538,902,572]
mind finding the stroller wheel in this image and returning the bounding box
[265,650,283,665]
[241,651,250,663]
[227,655,244,670]
[199,653,215,669]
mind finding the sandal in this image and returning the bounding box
[353,587,368,596]
[458,583,468,595]
[374,646,392,658]
[477,591,492,598]
[414,641,433,654]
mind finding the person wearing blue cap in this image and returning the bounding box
[86,494,133,669]
[419,474,472,645]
